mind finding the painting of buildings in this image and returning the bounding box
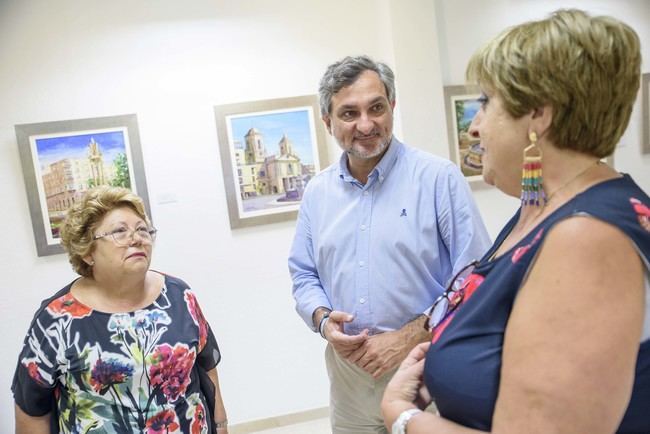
[228,108,319,214]
[32,129,135,240]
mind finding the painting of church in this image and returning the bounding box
[228,108,319,214]
[239,128,307,198]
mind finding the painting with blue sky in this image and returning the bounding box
[229,109,316,165]
[215,95,328,228]
[455,99,480,135]
[222,105,322,217]
[35,130,128,169]
[452,95,483,179]
[17,114,148,255]
[30,127,135,243]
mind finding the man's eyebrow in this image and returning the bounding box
[336,104,358,111]
[336,97,386,112]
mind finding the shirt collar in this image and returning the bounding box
[337,136,402,185]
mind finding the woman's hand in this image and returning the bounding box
[381,342,432,428]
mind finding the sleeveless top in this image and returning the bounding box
[12,273,221,434]
[424,174,650,433]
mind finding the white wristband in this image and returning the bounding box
[318,313,330,339]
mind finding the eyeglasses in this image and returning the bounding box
[93,226,157,246]
[425,261,479,331]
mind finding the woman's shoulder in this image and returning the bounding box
[154,271,201,304]
[21,280,88,332]
[571,175,650,247]
[36,280,77,315]
[154,271,191,290]
[547,215,630,247]
[577,173,649,208]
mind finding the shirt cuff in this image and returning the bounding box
[301,299,332,332]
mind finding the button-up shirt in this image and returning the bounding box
[289,137,491,335]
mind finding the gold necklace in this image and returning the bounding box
[544,160,601,206]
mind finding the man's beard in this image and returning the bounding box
[344,134,392,160]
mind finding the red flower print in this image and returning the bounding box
[24,361,45,386]
[185,291,208,351]
[148,343,196,402]
[511,245,531,263]
[630,197,650,232]
[46,292,92,318]
[146,409,180,434]
[511,228,544,264]
[190,403,207,434]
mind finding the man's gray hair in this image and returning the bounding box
[318,55,396,116]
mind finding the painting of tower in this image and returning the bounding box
[225,106,320,214]
[31,130,134,241]
[87,137,107,186]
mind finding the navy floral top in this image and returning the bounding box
[12,273,221,434]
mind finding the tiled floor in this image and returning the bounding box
[250,417,330,433]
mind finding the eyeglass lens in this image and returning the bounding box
[427,262,477,330]
[429,297,450,328]
[113,228,155,245]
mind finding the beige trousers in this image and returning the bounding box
[325,344,396,434]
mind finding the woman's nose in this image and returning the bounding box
[128,231,143,246]
[468,116,480,138]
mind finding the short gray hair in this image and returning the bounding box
[318,55,396,116]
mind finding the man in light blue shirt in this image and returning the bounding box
[288,55,491,433]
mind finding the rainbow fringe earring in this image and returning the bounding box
[520,132,547,207]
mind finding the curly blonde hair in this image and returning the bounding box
[466,9,641,157]
[60,186,151,277]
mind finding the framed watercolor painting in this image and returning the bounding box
[15,114,151,256]
[214,95,329,229]
[443,85,483,182]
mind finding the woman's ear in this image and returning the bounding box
[83,254,95,266]
[530,105,553,139]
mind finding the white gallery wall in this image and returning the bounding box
[430,0,650,233]
[0,0,648,431]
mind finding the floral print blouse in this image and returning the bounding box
[12,273,220,434]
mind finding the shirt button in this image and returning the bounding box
[359,261,365,267]
[360,297,366,304]
[363,191,369,196]
[360,224,366,231]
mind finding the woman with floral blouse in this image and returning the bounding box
[12,186,228,434]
